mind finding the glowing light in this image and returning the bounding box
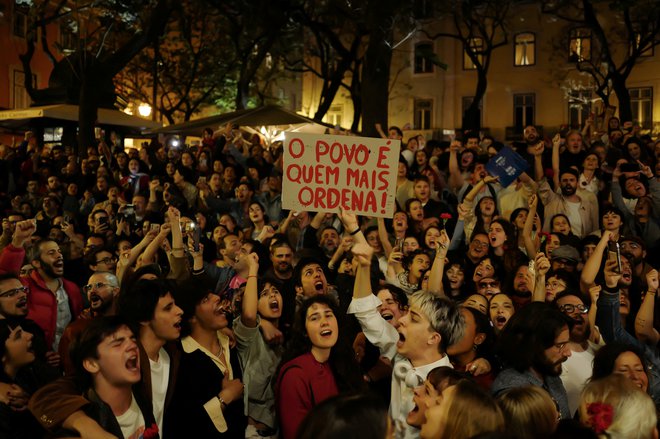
[138,103,152,117]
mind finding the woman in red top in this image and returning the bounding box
[275,295,362,439]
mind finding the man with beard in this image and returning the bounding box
[535,154,599,237]
[556,291,602,414]
[267,241,293,282]
[492,302,574,419]
[0,220,82,352]
[507,263,533,309]
[620,236,652,290]
[58,272,120,376]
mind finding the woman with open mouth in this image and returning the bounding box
[0,320,55,438]
[275,295,363,439]
[233,253,285,438]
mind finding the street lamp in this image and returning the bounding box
[138,103,152,118]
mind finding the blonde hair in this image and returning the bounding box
[440,380,505,439]
[497,386,557,439]
[579,375,657,439]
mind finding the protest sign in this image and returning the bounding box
[486,146,529,187]
[282,133,400,218]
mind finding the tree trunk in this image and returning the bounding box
[462,68,487,132]
[611,74,632,123]
[314,55,355,121]
[235,79,250,110]
[360,0,395,137]
[77,76,99,157]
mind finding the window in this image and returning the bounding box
[514,33,535,66]
[462,96,483,127]
[60,24,77,53]
[568,90,592,129]
[414,42,434,74]
[12,69,35,108]
[631,33,654,57]
[414,99,433,130]
[569,28,591,62]
[630,87,653,129]
[463,38,484,70]
[13,2,28,38]
[325,105,343,127]
[513,93,535,130]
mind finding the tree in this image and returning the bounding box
[119,0,237,124]
[204,0,296,110]
[542,0,660,123]
[18,0,176,152]
[423,0,512,132]
[285,0,367,127]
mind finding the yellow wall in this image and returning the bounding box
[300,3,660,141]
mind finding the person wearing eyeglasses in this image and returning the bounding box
[0,272,58,414]
[84,247,117,275]
[0,220,83,358]
[554,291,603,416]
[58,272,120,377]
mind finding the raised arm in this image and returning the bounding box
[240,253,260,328]
[551,133,561,190]
[635,269,660,346]
[580,231,612,293]
[375,123,388,139]
[140,223,171,266]
[523,194,540,257]
[349,242,399,360]
[448,140,464,192]
[166,206,185,259]
[531,142,545,183]
[116,229,157,283]
[531,252,551,303]
[427,230,449,296]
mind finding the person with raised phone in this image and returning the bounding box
[345,209,464,439]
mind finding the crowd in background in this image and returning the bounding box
[0,114,658,439]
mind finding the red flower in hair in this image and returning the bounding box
[143,423,159,439]
[587,402,614,434]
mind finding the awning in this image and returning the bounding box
[143,104,331,136]
[0,104,162,132]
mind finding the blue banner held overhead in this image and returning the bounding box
[486,147,529,187]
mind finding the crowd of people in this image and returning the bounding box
[0,115,658,439]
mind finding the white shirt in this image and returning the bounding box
[150,347,170,435]
[115,393,145,439]
[565,200,583,237]
[348,295,452,439]
[561,341,598,415]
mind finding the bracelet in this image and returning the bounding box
[247,275,257,279]
[647,290,657,296]
[349,228,360,236]
[602,284,619,294]
[217,395,227,410]
[171,247,184,251]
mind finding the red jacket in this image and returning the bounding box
[0,244,83,348]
